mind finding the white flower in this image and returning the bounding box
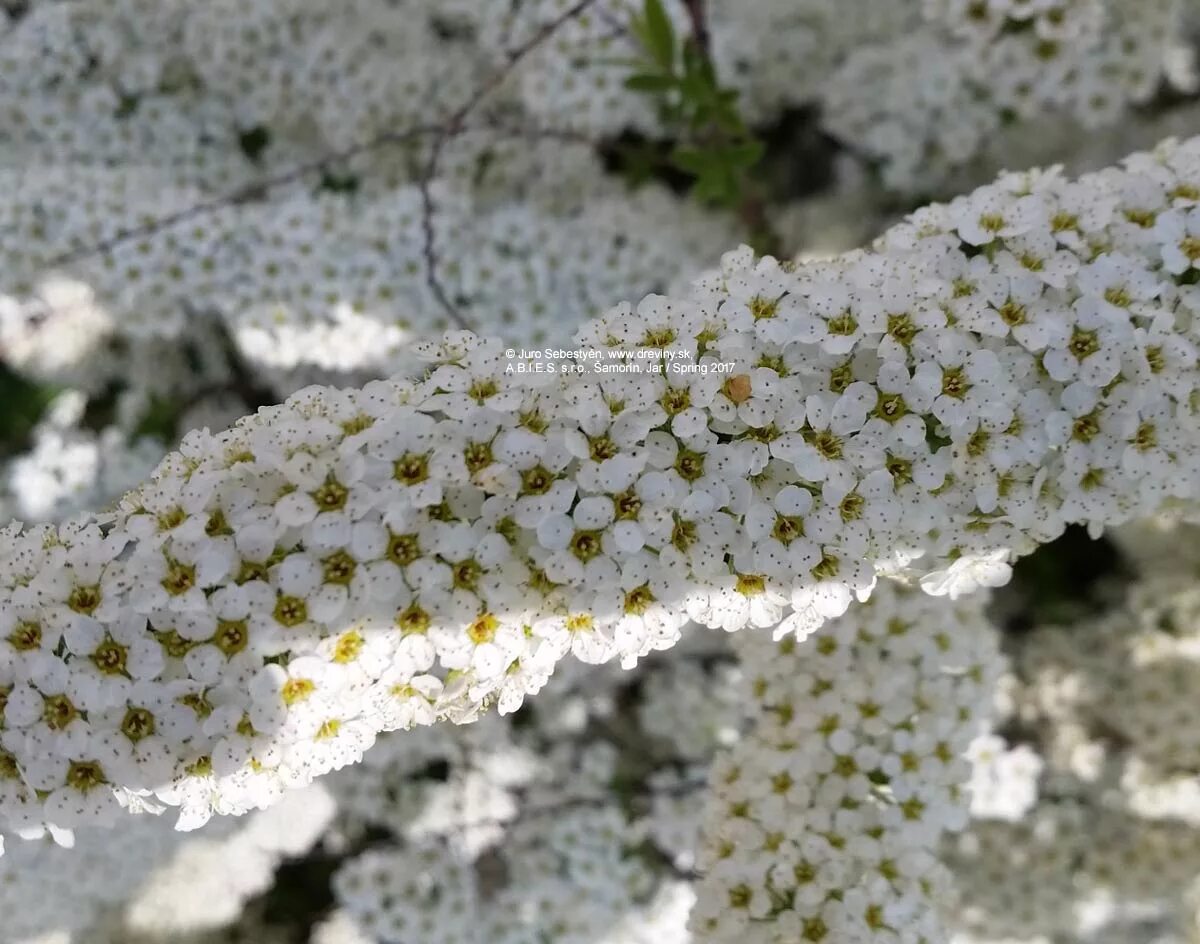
[952,186,1048,245]
[920,549,1012,598]
[1154,206,1200,274]
[1042,303,1131,387]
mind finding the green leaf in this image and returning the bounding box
[692,167,737,206]
[724,139,765,168]
[623,72,677,93]
[640,0,675,70]
[669,146,713,176]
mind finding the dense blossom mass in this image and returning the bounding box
[0,133,1199,849]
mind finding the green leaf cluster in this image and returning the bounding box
[624,0,763,206]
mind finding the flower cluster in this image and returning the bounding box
[329,808,681,944]
[1,135,1200,847]
[689,582,1001,943]
[823,0,1185,190]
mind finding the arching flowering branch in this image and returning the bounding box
[1,135,1199,846]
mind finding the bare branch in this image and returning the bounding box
[417,0,603,328]
[681,0,711,60]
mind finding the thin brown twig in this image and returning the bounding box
[594,4,631,37]
[417,0,603,328]
[681,0,711,60]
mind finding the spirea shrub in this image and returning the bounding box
[5,1,1200,943]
